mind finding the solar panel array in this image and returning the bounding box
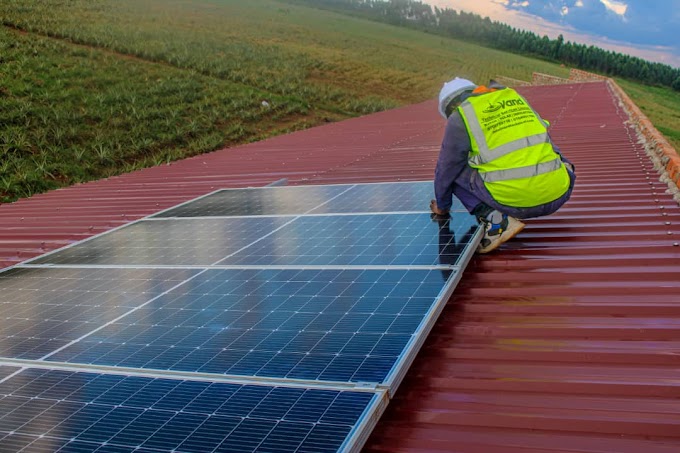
[1,181,480,452]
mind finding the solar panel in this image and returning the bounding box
[0,267,199,359]
[0,368,385,453]
[152,184,352,218]
[29,217,291,266]
[0,366,18,381]
[47,268,454,384]
[5,181,481,452]
[308,181,466,214]
[219,213,478,267]
[29,213,476,268]
[152,181,468,219]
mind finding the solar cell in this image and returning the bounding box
[0,267,198,359]
[308,181,467,214]
[219,213,478,267]
[0,368,382,453]
[47,268,454,384]
[152,184,353,218]
[0,366,19,381]
[29,217,292,266]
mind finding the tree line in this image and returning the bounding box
[284,0,680,90]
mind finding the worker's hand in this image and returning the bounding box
[430,199,449,217]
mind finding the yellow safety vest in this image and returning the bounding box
[458,88,571,207]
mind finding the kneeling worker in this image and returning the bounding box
[430,77,576,253]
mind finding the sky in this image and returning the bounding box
[423,0,680,68]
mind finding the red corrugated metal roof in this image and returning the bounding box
[2,81,680,451]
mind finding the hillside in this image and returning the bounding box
[0,0,677,202]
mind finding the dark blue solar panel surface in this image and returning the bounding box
[152,184,352,217]
[0,366,18,381]
[0,267,198,359]
[308,181,466,214]
[151,181,468,219]
[5,182,480,452]
[0,368,378,453]
[218,213,478,267]
[29,217,292,266]
[30,214,477,269]
[48,268,453,383]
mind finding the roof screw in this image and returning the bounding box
[668,231,674,235]
[666,222,672,225]
[674,242,679,246]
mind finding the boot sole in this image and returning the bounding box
[477,219,525,254]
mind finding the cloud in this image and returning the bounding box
[424,0,680,67]
[505,0,678,48]
[599,0,627,16]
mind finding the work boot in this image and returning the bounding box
[477,212,525,254]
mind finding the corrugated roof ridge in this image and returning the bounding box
[365,81,680,452]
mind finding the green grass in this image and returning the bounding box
[615,79,680,151]
[0,27,314,200]
[0,0,676,202]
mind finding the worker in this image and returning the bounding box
[430,77,576,253]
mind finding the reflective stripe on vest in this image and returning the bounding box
[458,87,570,207]
[478,157,563,183]
[461,99,550,167]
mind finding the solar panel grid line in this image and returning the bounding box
[16,263,461,270]
[147,187,227,218]
[217,213,477,268]
[25,217,300,267]
[38,268,455,385]
[10,213,153,268]
[150,180,463,219]
[206,216,302,266]
[18,183,360,268]
[25,213,477,268]
[0,266,467,390]
[0,367,388,453]
[0,267,201,360]
[0,358,387,392]
[381,228,482,393]
[145,210,435,221]
[35,268,210,363]
[0,182,480,453]
[151,182,358,219]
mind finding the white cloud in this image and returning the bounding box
[599,0,628,17]
[423,0,680,66]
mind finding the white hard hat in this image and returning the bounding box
[438,77,477,118]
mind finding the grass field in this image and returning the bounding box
[0,0,677,202]
[615,79,680,148]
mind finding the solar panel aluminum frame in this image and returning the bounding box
[340,389,389,453]
[379,226,483,395]
[0,361,390,453]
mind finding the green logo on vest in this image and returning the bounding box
[482,98,525,114]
